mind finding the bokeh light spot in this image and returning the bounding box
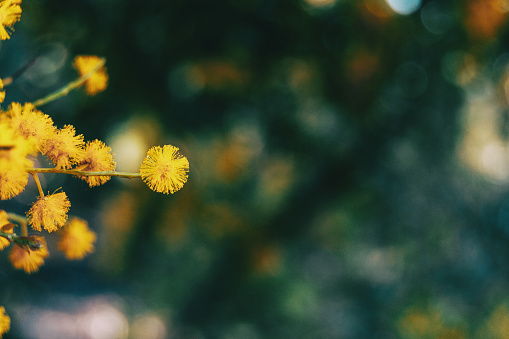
[420,1,452,34]
[385,0,421,15]
[88,304,128,339]
[303,0,337,8]
[130,314,168,339]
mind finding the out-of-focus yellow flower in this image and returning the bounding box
[75,139,115,187]
[140,145,189,194]
[41,125,84,169]
[8,102,56,151]
[27,192,70,232]
[58,217,96,260]
[9,236,48,273]
[0,79,5,103]
[0,0,22,40]
[0,306,10,337]
[0,210,12,250]
[0,119,33,200]
[73,55,108,95]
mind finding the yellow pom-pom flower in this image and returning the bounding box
[75,139,115,187]
[27,191,71,232]
[8,102,56,152]
[140,145,189,194]
[73,55,108,95]
[9,236,49,273]
[41,125,85,169]
[0,79,5,103]
[0,306,10,337]
[0,119,33,200]
[0,0,21,40]
[58,218,97,260]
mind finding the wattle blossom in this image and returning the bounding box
[0,0,21,40]
[75,139,115,187]
[58,218,96,260]
[41,125,85,169]
[73,55,108,95]
[9,236,49,273]
[27,192,71,232]
[140,145,189,194]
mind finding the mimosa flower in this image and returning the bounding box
[9,236,49,273]
[0,306,10,337]
[0,210,13,250]
[41,125,85,169]
[0,0,22,40]
[0,169,28,200]
[0,79,5,103]
[75,139,115,187]
[0,119,33,200]
[27,191,70,232]
[8,102,56,151]
[73,55,108,95]
[58,217,96,260]
[140,145,189,194]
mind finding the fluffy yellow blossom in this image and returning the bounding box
[75,139,115,187]
[41,125,84,169]
[58,218,96,260]
[0,79,5,103]
[0,119,33,200]
[0,0,21,40]
[140,145,189,194]
[0,210,12,250]
[9,236,49,273]
[27,191,71,232]
[8,102,56,151]
[73,55,108,95]
[0,306,10,337]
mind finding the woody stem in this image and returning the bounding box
[27,168,141,179]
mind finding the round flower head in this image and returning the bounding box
[0,306,10,337]
[140,145,189,194]
[0,79,4,103]
[75,139,115,187]
[27,191,71,232]
[58,218,97,260]
[73,55,108,95]
[9,236,49,273]
[41,125,85,169]
[0,119,33,200]
[0,0,22,40]
[8,102,56,151]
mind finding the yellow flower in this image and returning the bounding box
[75,139,115,187]
[9,236,49,273]
[0,79,5,103]
[41,124,85,169]
[0,0,21,40]
[73,55,108,95]
[0,119,33,200]
[27,191,71,232]
[0,210,12,250]
[58,218,96,260]
[8,102,56,151]
[0,306,10,337]
[140,145,189,194]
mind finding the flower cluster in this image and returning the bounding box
[0,1,189,336]
[0,0,189,277]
